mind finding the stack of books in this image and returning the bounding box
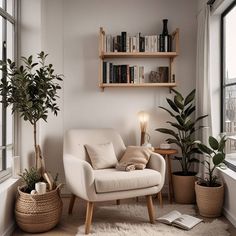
[103,62,144,84]
[104,32,169,53]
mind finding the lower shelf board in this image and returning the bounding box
[99,82,177,90]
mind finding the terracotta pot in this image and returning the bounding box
[195,181,224,217]
[172,172,196,204]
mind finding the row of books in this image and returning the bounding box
[104,32,172,53]
[103,62,144,84]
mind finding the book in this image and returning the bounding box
[121,32,127,52]
[157,210,203,230]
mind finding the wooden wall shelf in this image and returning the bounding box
[98,27,179,91]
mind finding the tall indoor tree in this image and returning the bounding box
[0,51,63,173]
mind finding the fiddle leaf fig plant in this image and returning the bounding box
[0,52,63,173]
[197,135,227,187]
[155,89,208,175]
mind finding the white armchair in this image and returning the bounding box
[63,128,166,234]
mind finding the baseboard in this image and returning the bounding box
[2,221,15,236]
[223,207,236,227]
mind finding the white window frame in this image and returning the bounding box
[0,0,18,183]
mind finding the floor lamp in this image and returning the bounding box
[138,111,149,146]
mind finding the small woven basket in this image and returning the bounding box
[15,184,63,233]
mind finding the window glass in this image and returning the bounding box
[0,1,16,181]
[222,2,236,171]
[224,6,236,84]
[6,0,13,16]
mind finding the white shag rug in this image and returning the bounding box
[70,203,229,236]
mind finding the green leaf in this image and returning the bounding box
[166,138,181,147]
[197,143,213,155]
[159,106,175,117]
[176,115,184,126]
[195,114,208,124]
[166,98,179,113]
[185,106,195,117]
[155,128,176,136]
[218,136,227,152]
[213,153,225,166]
[174,95,184,110]
[184,89,195,106]
[166,121,185,131]
[184,119,193,130]
[209,136,219,150]
[171,89,184,101]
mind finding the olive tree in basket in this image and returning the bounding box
[0,52,63,233]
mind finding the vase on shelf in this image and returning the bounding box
[159,19,172,52]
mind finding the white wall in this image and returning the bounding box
[34,0,198,193]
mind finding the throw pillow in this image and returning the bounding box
[116,146,152,171]
[85,142,117,169]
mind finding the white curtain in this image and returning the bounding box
[195,4,212,175]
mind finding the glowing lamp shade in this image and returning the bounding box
[138,111,149,145]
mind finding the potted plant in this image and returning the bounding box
[155,89,207,203]
[195,135,227,217]
[0,52,63,233]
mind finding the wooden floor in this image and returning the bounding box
[13,196,236,235]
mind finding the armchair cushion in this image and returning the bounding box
[85,142,117,169]
[116,146,152,170]
[94,168,161,193]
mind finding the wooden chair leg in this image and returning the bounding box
[68,194,76,215]
[85,202,94,234]
[116,199,120,205]
[136,197,139,202]
[158,192,163,208]
[146,195,155,224]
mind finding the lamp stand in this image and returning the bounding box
[140,131,146,146]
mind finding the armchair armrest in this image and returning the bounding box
[147,152,166,189]
[63,154,95,201]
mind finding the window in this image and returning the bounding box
[0,0,17,182]
[221,1,236,171]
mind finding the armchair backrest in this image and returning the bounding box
[64,128,126,162]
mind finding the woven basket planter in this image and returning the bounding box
[195,181,224,217]
[15,185,63,233]
[172,172,196,204]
